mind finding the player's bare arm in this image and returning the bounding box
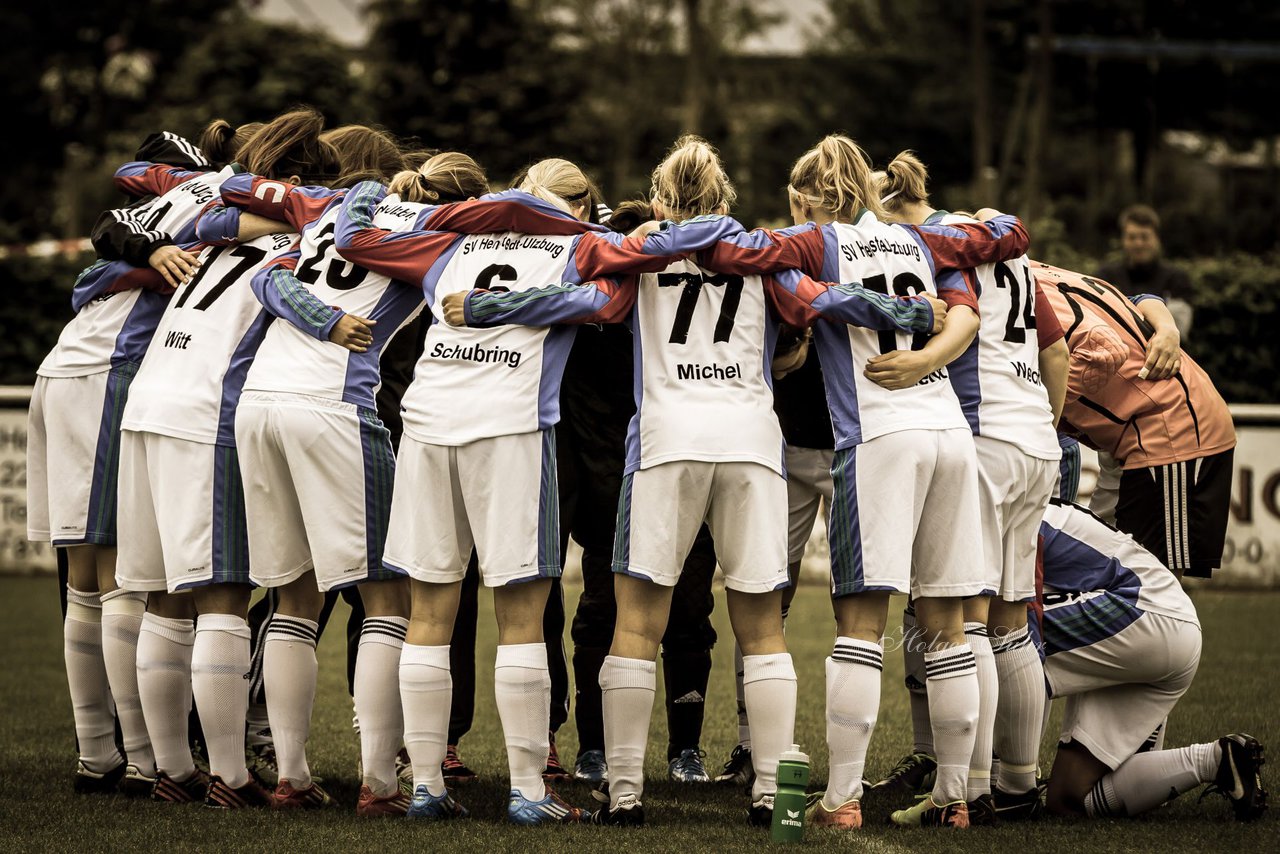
[864,302,974,391]
[1134,297,1182,380]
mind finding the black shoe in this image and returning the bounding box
[73,759,127,794]
[715,744,755,787]
[204,774,273,809]
[747,794,774,828]
[869,752,937,798]
[992,785,1043,821]
[589,793,644,826]
[152,769,210,803]
[1202,733,1267,822]
[967,793,998,826]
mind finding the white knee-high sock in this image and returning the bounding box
[100,589,154,776]
[992,624,1045,794]
[966,622,997,801]
[64,587,121,772]
[742,653,797,801]
[355,616,407,796]
[495,643,551,801]
[902,606,934,756]
[263,615,319,789]
[137,612,195,780]
[1085,743,1220,817]
[191,613,252,788]
[600,655,656,808]
[925,643,979,805]
[822,637,882,810]
[400,643,451,797]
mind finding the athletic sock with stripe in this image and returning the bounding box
[356,616,408,796]
[925,643,979,805]
[1085,743,1220,817]
[264,615,319,789]
[966,622,997,801]
[822,637,882,810]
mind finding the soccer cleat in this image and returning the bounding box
[508,786,584,825]
[574,749,608,784]
[668,748,711,783]
[715,744,755,787]
[966,793,998,826]
[204,774,273,809]
[152,769,210,803]
[590,793,644,826]
[357,784,412,817]
[1202,733,1267,822]
[544,733,572,783]
[270,779,336,810]
[992,784,1044,821]
[747,794,775,828]
[869,752,937,798]
[442,744,477,785]
[406,784,469,821]
[246,743,279,787]
[807,793,863,829]
[891,795,970,828]
[119,763,157,798]
[73,759,127,794]
[395,747,413,794]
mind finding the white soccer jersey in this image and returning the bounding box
[819,215,969,444]
[38,167,237,378]
[627,257,784,474]
[243,197,426,405]
[401,231,579,446]
[122,230,299,445]
[941,214,1059,460]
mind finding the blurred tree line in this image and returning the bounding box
[3,0,1278,398]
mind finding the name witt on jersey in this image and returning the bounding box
[1012,361,1043,385]
[460,235,564,259]
[163,330,192,350]
[841,235,922,263]
[430,341,521,368]
[676,362,742,381]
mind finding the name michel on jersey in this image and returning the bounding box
[460,234,564,259]
[430,341,522,369]
[841,235,922,263]
[676,362,742,381]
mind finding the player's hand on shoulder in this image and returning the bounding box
[441,290,470,326]
[865,349,931,390]
[1140,327,1181,380]
[149,244,201,289]
[925,295,947,333]
[329,312,375,353]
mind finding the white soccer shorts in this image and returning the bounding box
[235,392,402,591]
[827,427,986,598]
[613,459,789,593]
[115,430,249,592]
[974,435,1059,602]
[383,430,560,587]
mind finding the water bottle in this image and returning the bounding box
[771,744,809,842]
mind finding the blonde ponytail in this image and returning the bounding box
[878,150,930,211]
[649,134,736,220]
[391,151,489,204]
[519,158,599,216]
[789,134,884,222]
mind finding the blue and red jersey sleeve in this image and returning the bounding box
[113,162,204,200]
[904,214,1029,276]
[421,189,607,237]
[250,252,343,341]
[334,181,460,289]
[463,276,637,328]
[936,268,979,312]
[764,268,936,332]
[570,216,751,280]
[694,223,828,280]
[194,202,242,247]
[1035,285,1065,350]
[219,174,339,232]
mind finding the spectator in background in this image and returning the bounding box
[1097,205,1194,336]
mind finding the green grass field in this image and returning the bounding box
[1,576,1277,852]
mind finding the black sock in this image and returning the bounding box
[572,645,610,754]
[663,648,712,759]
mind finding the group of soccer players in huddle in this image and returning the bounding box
[28,106,1268,830]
